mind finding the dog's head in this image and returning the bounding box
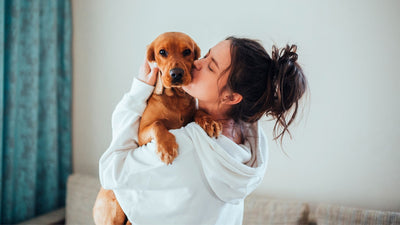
[146,32,201,89]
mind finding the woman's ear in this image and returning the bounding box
[221,92,242,105]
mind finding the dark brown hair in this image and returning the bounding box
[224,37,308,142]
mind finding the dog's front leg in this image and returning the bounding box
[139,121,178,165]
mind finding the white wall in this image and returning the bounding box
[72,0,400,211]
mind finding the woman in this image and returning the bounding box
[99,37,307,225]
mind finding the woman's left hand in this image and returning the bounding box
[137,58,158,86]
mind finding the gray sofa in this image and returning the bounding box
[19,173,400,225]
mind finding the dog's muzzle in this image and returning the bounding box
[170,68,184,84]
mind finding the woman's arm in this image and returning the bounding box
[99,60,161,189]
[110,78,154,149]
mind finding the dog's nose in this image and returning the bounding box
[170,68,184,84]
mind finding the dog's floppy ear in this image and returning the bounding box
[146,43,155,62]
[193,42,201,60]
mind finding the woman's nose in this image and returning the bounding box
[193,59,201,70]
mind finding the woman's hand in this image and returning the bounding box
[137,58,159,86]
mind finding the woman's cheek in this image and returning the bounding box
[183,83,200,99]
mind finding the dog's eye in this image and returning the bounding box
[159,49,168,57]
[182,49,192,56]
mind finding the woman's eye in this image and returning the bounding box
[159,49,168,57]
[208,65,213,72]
[183,49,191,56]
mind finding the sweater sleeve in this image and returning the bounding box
[99,78,165,190]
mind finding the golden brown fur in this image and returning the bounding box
[138,32,200,164]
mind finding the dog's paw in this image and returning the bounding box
[156,132,178,165]
[194,111,222,138]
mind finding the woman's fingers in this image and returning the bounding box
[138,58,158,86]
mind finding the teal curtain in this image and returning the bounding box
[0,0,72,223]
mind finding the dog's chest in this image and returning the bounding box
[149,91,195,129]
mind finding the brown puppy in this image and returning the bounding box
[138,32,199,164]
[93,32,221,225]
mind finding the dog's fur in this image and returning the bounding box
[93,32,221,225]
[138,32,199,164]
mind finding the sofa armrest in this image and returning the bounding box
[16,208,65,225]
[65,173,101,225]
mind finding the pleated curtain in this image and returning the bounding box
[0,0,72,223]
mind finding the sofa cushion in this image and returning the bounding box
[243,194,310,225]
[66,173,101,225]
[315,204,400,225]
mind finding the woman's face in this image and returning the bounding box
[183,40,232,104]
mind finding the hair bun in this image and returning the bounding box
[272,44,298,63]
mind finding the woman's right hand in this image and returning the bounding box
[137,58,159,86]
